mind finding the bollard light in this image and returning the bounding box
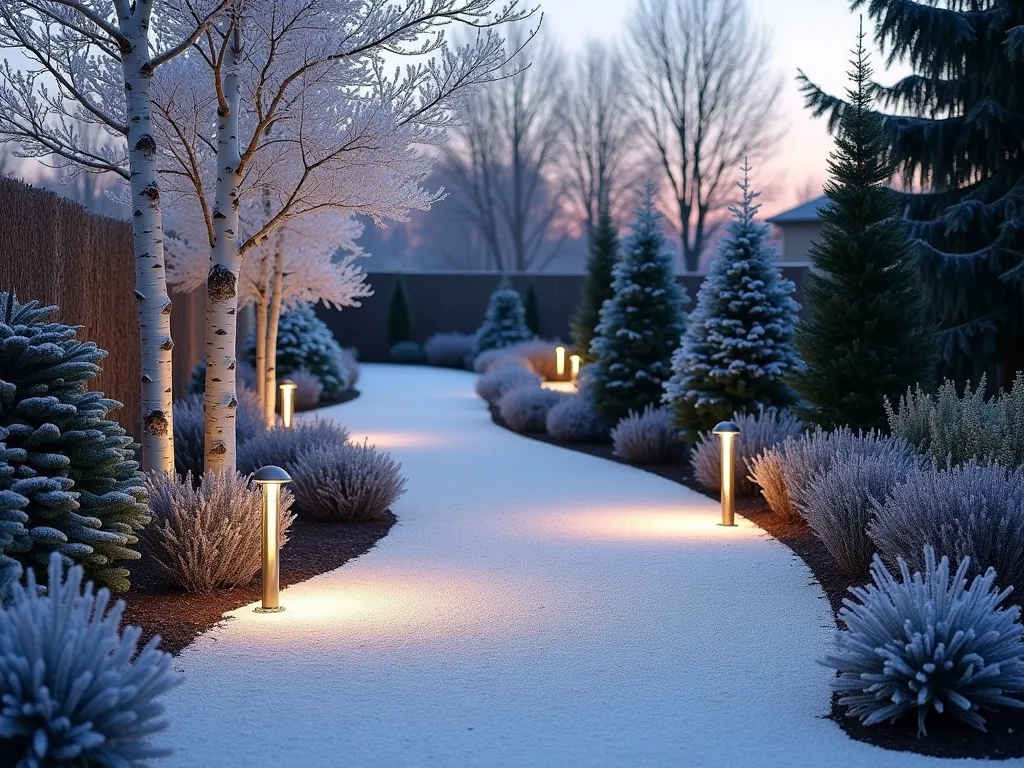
[555,345,566,378]
[253,465,292,613]
[279,379,298,428]
[712,421,740,527]
[569,354,581,384]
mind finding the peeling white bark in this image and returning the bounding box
[124,29,175,473]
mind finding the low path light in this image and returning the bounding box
[253,465,292,613]
[279,379,298,428]
[712,421,740,527]
[555,345,566,378]
[569,354,580,384]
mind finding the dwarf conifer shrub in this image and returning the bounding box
[868,463,1024,601]
[236,420,350,477]
[546,395,608,443]
[748,428,917,522]
[826,547,1024,736]
[611,406,682,464]
[143,470,295,592]
[0,293,148,591]
[476,366,542,405]
[245,303,348,395]
[292,368,324,411]
[290,442,406,523]
[424,332,476,368]
[690,408,803,496]
[0,554,182,763]
[473,280,532,357]
[173,388,266,479]
[499,386,565,433]
[800,452,922,577]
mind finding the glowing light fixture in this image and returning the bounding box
[712,421,740,527]
[279,378,298,428]
[253,465,292,613]
[569,354,581,384]
[555,345,566,377]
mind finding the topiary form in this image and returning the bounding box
[0,293,148,592]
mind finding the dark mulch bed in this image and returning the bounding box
[489,403,1024,760]
[122,512,395,656]
[299,386,360,412]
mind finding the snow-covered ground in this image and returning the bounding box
[157,364,1014,767]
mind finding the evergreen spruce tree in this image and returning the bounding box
[0,425,29,603]
[571,205,620,363]
[800,7,1024,380]
[387,273,413,347]
[792,29,936,431]
[524,282,541,337]
[245,303,348,394]
[589,186,689,425]
[473,278,533,357]
[664,164,800,438]
[0,293,149,592]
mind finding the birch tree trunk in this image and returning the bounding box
[123,26,175,473]
[204,23,244,472]
[263,242,285,427]
[254,271,268,412]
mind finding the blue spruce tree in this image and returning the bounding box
[589,186,688,425]
[664,164,800,437]
[473,278,533,357]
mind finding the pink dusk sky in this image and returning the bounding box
[543,0,909,217]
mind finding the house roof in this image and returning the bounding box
[766,195,828,225]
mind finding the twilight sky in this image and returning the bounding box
[542,0,907,216]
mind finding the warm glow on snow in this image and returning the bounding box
[529,506,761,543]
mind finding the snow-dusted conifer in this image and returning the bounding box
[245,304,348,396]
[473,279,533,357]
[663,164,799,437]
[589,185,688,424]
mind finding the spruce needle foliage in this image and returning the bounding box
[571,205,620,363]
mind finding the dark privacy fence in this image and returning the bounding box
[319,267,811,362]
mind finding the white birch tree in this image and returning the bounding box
[154,0,529,471]
[0,0,231,472]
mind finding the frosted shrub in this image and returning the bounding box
[291,368,324,410]
[0,554,182,763]
[472,347,534,374]
[245,303,348,395]
[389,340,425,363]
[173,387,266,479]
[885,373,1024,469]
[611,406,682,464]
[236,420,350,476]
[424,332,475,368]
[476,366,542,405]
[748,428,917,522]
[800,452,922,577]
[690,407,804,496]
[546,395,608,443]
[499,386,565,433]
[826,546,1024,736]
[868,463,1024,600]
[290,443,406,522]
[503,339,564,380]
[143,470,295,592]
[338,347,361,388]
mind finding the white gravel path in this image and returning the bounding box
[157,364,1015,767]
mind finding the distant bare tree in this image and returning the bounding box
[444,26,566,272]
[560,41,642,237]
[627,0,782,271]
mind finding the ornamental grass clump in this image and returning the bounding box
[886,374,1024,469]
[611,406,682,464]
[826,546,1024,736]
[173,387,267,479]
[291,368,324,411]
[499,385,565,434]
[142,470,295,592]
[0,553,182,764]
[690,407,804,496]
[424,332,476,368]
[799,452,923,577]
[748,428,917,522]
[290,442,406,523]
[868,462,1024,601]
[546,395,608,443]
[476,366,542,406]
[236,419,350,476]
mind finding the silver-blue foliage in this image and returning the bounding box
[0,553,181,764]
[610,406,682,464]
[826,546,1024,736]
[475,366,542,406]
[236,419,350,477]
[498,385,565,434]
[546,395,608,443]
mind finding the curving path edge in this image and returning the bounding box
[156,365,1007,767]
